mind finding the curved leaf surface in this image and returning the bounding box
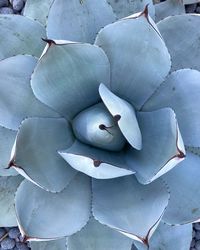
[10,117,76,192]
[157,14,200,71]
[15,174,91,240]
[0,176,23,227]
[59,140,134,179]
[92,176,170,245]
[67,218,133,250]
[95,10,171,109]
[0,15,45,60]
[126,108,185,184]
[143,69,200,147]
[30,238,67,250]
[0,55,58,130]
[47,0,115,43]
[31,41,110,120]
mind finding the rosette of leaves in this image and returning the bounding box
[0,1,200,250]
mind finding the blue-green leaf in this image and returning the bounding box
[59,140,134,179]
[31,41,110,120]
[15,174,91,240]
[10,118,77,192]
[30,238,67,250]
[92,176,169,244]
[126,108,185,184]
[95,10,171,109]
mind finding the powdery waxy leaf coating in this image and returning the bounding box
[126,108,185,184]
[0,175,23,227]
[30,238,67,250]
[15,174,91,240]
[47,0,115,43]
[157,14,200,71]
[67,218,133,250]
[0,55,58,130]
[92,176,170,245]
[10,117,77,192]
[31,41,110,120]
[0,15,46,60]
[142,69,200,147]
[95,10,171,110]
[59,140,134,179]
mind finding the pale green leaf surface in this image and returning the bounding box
[30,238,67,250]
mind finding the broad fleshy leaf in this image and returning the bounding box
[142,69,200,147]
[31,41,110,120]
[30,238,67,250]
[107,0,155,19]
[0,55,58,130]
[99,84,142,150]
[59,140,134,179]
[155,0,185,23]
[10,117,77,192]
[0,15,45,60]
[15,174,91,240]
[126,108,185,184]
[95,9,171,109]
[67,218,133,250]
[47,0,115,43]
[92,176,170,245]
[162,151,200,225]
[157,14,200,71]
[24,0,54,25]
[0,126,17,176]
[0,176,23,227]
[133,222,192,250]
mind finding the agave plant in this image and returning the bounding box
[0,0,200,250]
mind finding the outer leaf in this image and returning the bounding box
[162,151,200,225]
[95,10,171,109]
[155,0,185,23]
[0,176,23,227]
[107,0,155,19]
[133,222,192,250]
[59,140,134,179]
[0,126,17,176]
[0,15,45,60]
[142,69,200,147]
[47,0,115,43]
[157,14,200,71]
[10,118,77,192]
[182,0,200,4]
[126,108,185,184]
[15,174,91,240]
[0,55,58,130]
[24,0,54,25]
[99,84,142,150]
[67,218,133,250]
[31,41,110,120]
[92,176,170,245]
[30,238,67,250]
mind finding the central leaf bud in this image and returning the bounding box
[72,103,126,151]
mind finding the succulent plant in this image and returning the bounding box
[0,0,200,249]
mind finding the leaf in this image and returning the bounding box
[67,218,133,250]
[15,173,91,240]
[126,108,185,184]
[162,151,200,225]
[99,84,142,150]
[30,238,67,250]
[31,41,110,120]
[59,140,134,179]
[0,175,23,227]
[24,0,54,26]
[10,117,77,192]
[0,15,46,60]
[92,176,170,245]
[157,14,200,71]
[142,69,200,147]
[47,0,115,43]
[95,9,171,109]
[0,55,58,130]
